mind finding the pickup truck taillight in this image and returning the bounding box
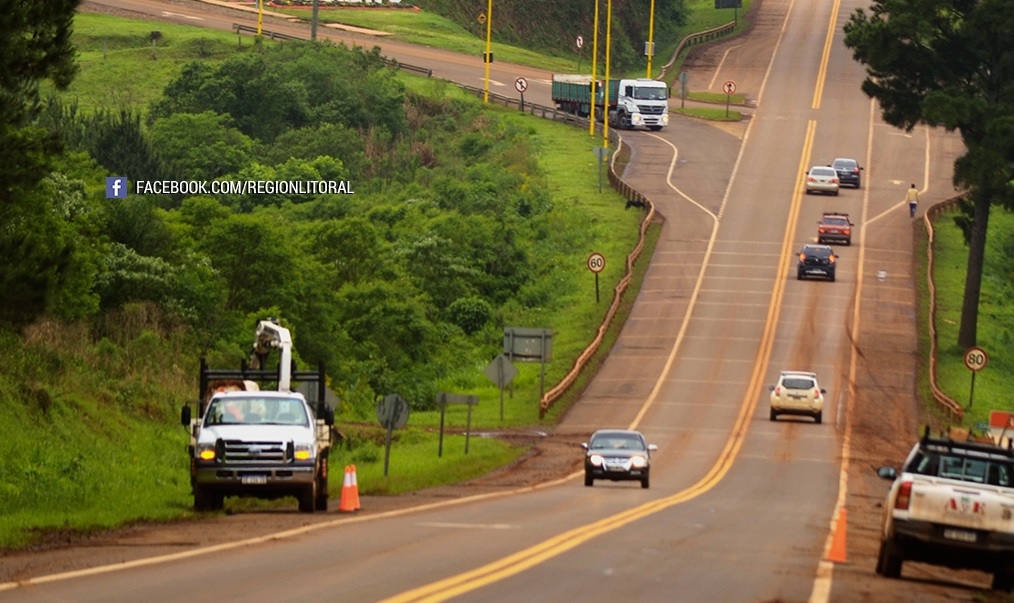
[895,481,913,510]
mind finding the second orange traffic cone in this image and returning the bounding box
[827,508,848,563]
[339,464,360,512]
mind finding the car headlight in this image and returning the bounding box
[631,455,648,468]
[588,454,604,466]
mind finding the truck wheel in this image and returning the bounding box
[298,482,316,513]
[876,538,903,578]
[584,472,594,487]
[815,411,823,424]
[769,408,778,421]
[641,476,650,489]
[193,485,223,512]
[992,566,1014,591]
[315,473,329,511]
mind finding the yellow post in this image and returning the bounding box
[589,0,599,136]
[483,0,493,103]
[257,0,263,36]
[647,0,656,78]
[603,0,612,149]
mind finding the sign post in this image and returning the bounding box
[515,77,528,111]
[436,392,479,456]
[376,394,409,476]
[484,353,517,421]
[964,346,988,409]
[722,80,736,118]
[587,252,606,303]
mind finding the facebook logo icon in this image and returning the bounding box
[105,176,128,199]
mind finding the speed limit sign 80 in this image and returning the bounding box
[964,346,988,372]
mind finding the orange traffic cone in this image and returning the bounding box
[339,465,360,512]
[827,508,848,563]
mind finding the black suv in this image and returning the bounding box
[829,158,863,188]
[797,244,838,282]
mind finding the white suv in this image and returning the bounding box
[769,371,826,424]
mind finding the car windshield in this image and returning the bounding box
[204,396,309,426]
[811,167,835,176]
[782,378,816,390]
[824,217,849,226]
[802,246,831,258]
[833,160,856,169]
[590,434,645,451]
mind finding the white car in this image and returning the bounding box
[769,371,826,423]
[804,166,840,196]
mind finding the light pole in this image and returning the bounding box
[602,0,612,150]
[483,0,493,103]
[589,0,599,136]
[646,0,656,78]
[257,0,263,36]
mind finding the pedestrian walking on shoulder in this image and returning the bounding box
[906,184,919,217]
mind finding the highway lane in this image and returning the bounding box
[3,0,973,601]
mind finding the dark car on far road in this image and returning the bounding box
[583,429,657,489]
[830,158,863,188]
[797,244,838,282]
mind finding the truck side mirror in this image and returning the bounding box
[181,405,192,426]
[877,466,897,480]
[318,401,334,426]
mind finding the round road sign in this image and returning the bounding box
[723,80,736,95]
[515,77,528,93]
[587,252,606,274]
[576,35,584,49]
[964,346,988,372]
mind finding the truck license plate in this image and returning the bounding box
[943,528,976,543]
[242,476,267,485]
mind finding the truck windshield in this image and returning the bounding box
[632,86,667,100]
[205,397,309,426]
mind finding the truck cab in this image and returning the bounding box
[606,78,669,131]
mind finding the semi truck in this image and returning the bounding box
[180,319,335,513]
[551,74,669,131]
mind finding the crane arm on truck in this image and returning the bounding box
[249,318,293,391]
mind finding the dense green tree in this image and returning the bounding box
[148,112,258,181]
[0,0,81,328]
[844,0,1014,348]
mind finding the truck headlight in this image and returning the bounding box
[660,114,669,126]
[198,445,216,461]
[294,444,314,461]
[632,113,644,125]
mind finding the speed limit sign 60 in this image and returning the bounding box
[964,346,988,372]
[587,252,605,273]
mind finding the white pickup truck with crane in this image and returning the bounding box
[876,427,1014,590]
[180,319,335,513]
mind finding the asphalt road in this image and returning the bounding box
[1,1,985,602]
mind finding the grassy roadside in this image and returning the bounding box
[922,205,1014,429]
[0,12,649,548]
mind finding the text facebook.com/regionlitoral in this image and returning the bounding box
[105,176,354,198]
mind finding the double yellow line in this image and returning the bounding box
[383,119,823,603]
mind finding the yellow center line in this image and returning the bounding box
[381,121,821,603]
[811,0,841,109]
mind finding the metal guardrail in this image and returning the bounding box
[657,21,737,81]
[232,24,433,76]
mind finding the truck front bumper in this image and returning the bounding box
[194,461,317,494]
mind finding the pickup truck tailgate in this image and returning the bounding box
[907,477,1014,532]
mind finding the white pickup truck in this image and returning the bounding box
[876,428,1014,590]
